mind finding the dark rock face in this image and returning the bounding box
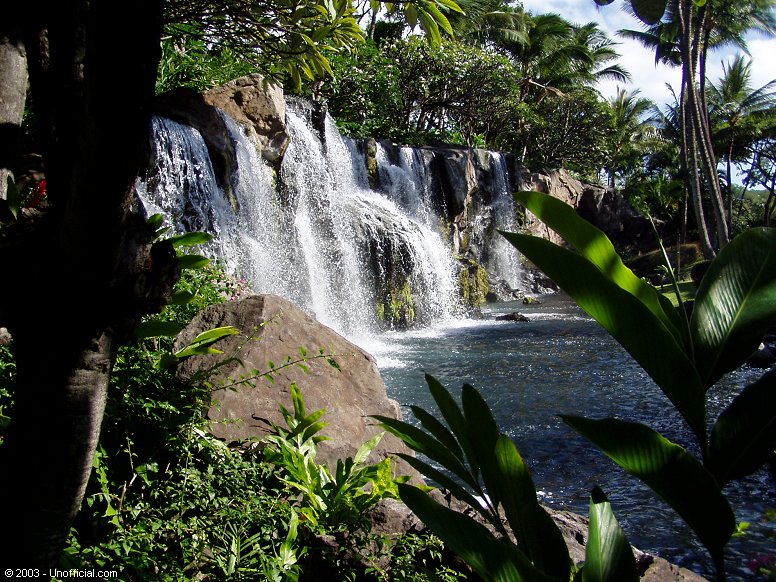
[173,294,417,473]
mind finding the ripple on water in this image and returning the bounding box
[375,295,775,581]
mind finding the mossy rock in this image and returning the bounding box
[458,261,489,308]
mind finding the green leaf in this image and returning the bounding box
[501,230,705,435]
[170,290,196,305]
[630,0,668,24]
[372,414,478,489]
[690,227,776,388]
[392,452,489,520]
[411,405,464,462]
[462,383,502,500]
[583,487,638,582]
[177,254,211,270]
[404,3,419,28]
[433,0,464,13]
[134,319,184,339]
[6,176,22,219]
[398,484,556,582]
[709,368,776,485]
[166,231,213,248]
[512,191,685,348]
[426,374,474,466]
[174,325,240,358]
[423,2,453,36]
[494,435,570,580]
[562,416,735,560]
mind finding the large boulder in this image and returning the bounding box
[173,294,416,473]
[204,74,290,163]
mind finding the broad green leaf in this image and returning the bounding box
[411,405,464,462]
[418,10,442,47]
[405,3,419,27]
[423,3,453,36]
[691,227,776,388]
[187,325,241,347]
[583,487,638,582]
[170,290,196,305]
[630,0,668,24]
[426,374,475,467]
[494,435,570,581]
[462,383,502,499]
[166,231,213,248]
[174,326,240,358]
[353,432,383,466]
[709,368,776,485]
[398,484,557,582]
[434,0,464,13]
[501,231,705,434]
[134,319,184,339]
[6,176,22,219]
[562,416,735,560]
[291,382,307,418]
[372,414,478,489]
[512,191,684,348]
[393,452,491,524]
[177,254,211,270]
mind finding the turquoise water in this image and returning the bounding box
[369,294,775,580]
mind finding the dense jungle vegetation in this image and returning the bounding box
[1,0,776,580]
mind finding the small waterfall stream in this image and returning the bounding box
[136,105,526,338]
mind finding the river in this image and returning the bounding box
[363,293,775,581]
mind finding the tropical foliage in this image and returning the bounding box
[501,190,776,579]
[373,374,639,582]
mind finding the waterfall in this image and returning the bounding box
[486,152,527,291]
[136,108,466,337]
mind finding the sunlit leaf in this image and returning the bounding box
[583,487,637,582]
[501,231,705,434]
[512,191,685,348]
[166,231,213,248]
[494,435,570,580]
[177,254,211,270]
[691,227,776,388]
[562,416,735,561]
[398,484,556,582]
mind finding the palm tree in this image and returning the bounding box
[605,87,656,187]
[707,54,776,227]
[614,0,776,257]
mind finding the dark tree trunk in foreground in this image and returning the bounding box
[0,28,27,201]
[0,0,176,571]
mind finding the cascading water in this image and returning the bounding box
[135,106,467,338]
[485,152,528,291]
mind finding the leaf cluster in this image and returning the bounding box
[373,374,638,581]
[502,191,776,577]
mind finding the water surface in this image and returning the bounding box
[369,294,775,580]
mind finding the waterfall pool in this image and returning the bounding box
[364,293,775,581]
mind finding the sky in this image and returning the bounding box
[519,0,776,110]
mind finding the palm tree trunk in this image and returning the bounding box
[693,8,729,248]
[678,0,715,259]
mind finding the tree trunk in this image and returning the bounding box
[678,0,715,259]
[0,0,176,570]
[0,28,28,201]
